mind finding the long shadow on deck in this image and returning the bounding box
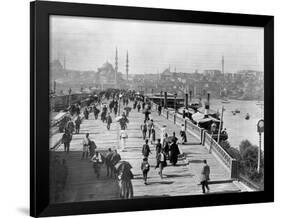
[147,181,174,185]
[164,173,194,178]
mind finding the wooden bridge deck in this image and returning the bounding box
[50,102,242,203]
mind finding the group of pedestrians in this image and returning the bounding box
[140,132,180,183]
[140,119,156,143]
[59,89,211,196]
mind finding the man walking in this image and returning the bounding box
[147,119,154,139]
[169,139,180,166]
[75,115,81,134]
[200,160,210,194]
[142,139,152,158]
[141,157,150,185]
[91,151,103,178]
[62,130,72,153]
[137,103,141,112]
[158,104,162,116]
[105,148,114,177]
[155,139,162,162]
[140,120,147,140]
[106,113,113,130]
[84,107,89,120]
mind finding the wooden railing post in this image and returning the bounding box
[202,130,206,146]
[231,159,239,179]
[200,128,204,145]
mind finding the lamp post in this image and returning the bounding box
[68,88,72,107]
[160,90,163,107]
[174,93,177,113]
[257,119,264,173]
[164,91,167,109]
[118,94,122,116]
[174,93,177,124]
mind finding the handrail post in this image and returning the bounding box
[231,159,239,179]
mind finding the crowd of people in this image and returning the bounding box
[80,131,134,199]
[55,88,211,198]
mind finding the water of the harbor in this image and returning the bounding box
[209,99,264,150]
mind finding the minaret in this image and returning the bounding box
[222,55,224,75]
[126,50,129,82]
[115,48,118,86]
[63,55,66,70]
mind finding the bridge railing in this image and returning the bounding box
[150,101,238,179]
[203,132,232,169]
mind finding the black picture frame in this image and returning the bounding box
[30,1,274,217]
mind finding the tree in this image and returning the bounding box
[239,140,252,154]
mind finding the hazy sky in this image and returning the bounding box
[50,15,264,74]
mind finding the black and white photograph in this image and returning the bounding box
[0,0,279,217]
[49,15,265,203]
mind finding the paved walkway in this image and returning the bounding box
[50,101,242,203]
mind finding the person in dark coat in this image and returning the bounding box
[66,120,75,134]
[140,120,147,140]
[155,139,162,162]
[84,107,89,120]
[93,106,100,120]
[137,103,141,112]
[147,119,154,139]
[133,100,137,110]
[113,104,118,117]
[171,132,178,144]
[105,148,114,177]
[106,113,113,130]
[109,100,114,113]
[142,102,145,110]
[150,126,156,144]
[120,113,129,130]
[88,138,97,158]
[200,159,210,193]
[144,110,150,122]
[158,104,162,116]
[169,140,180,166]
[156,149,167,179]
[62,130,72,153]
[101,105,107,122]
[117,162,134,199]
[75,115,82,134]
[110,150,122,177]
[142,139,151,158]
[141,157,150,185]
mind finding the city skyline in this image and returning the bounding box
[50,15,264,74]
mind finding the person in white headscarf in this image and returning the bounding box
[120,130,128,151]
[160,125,167,145]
